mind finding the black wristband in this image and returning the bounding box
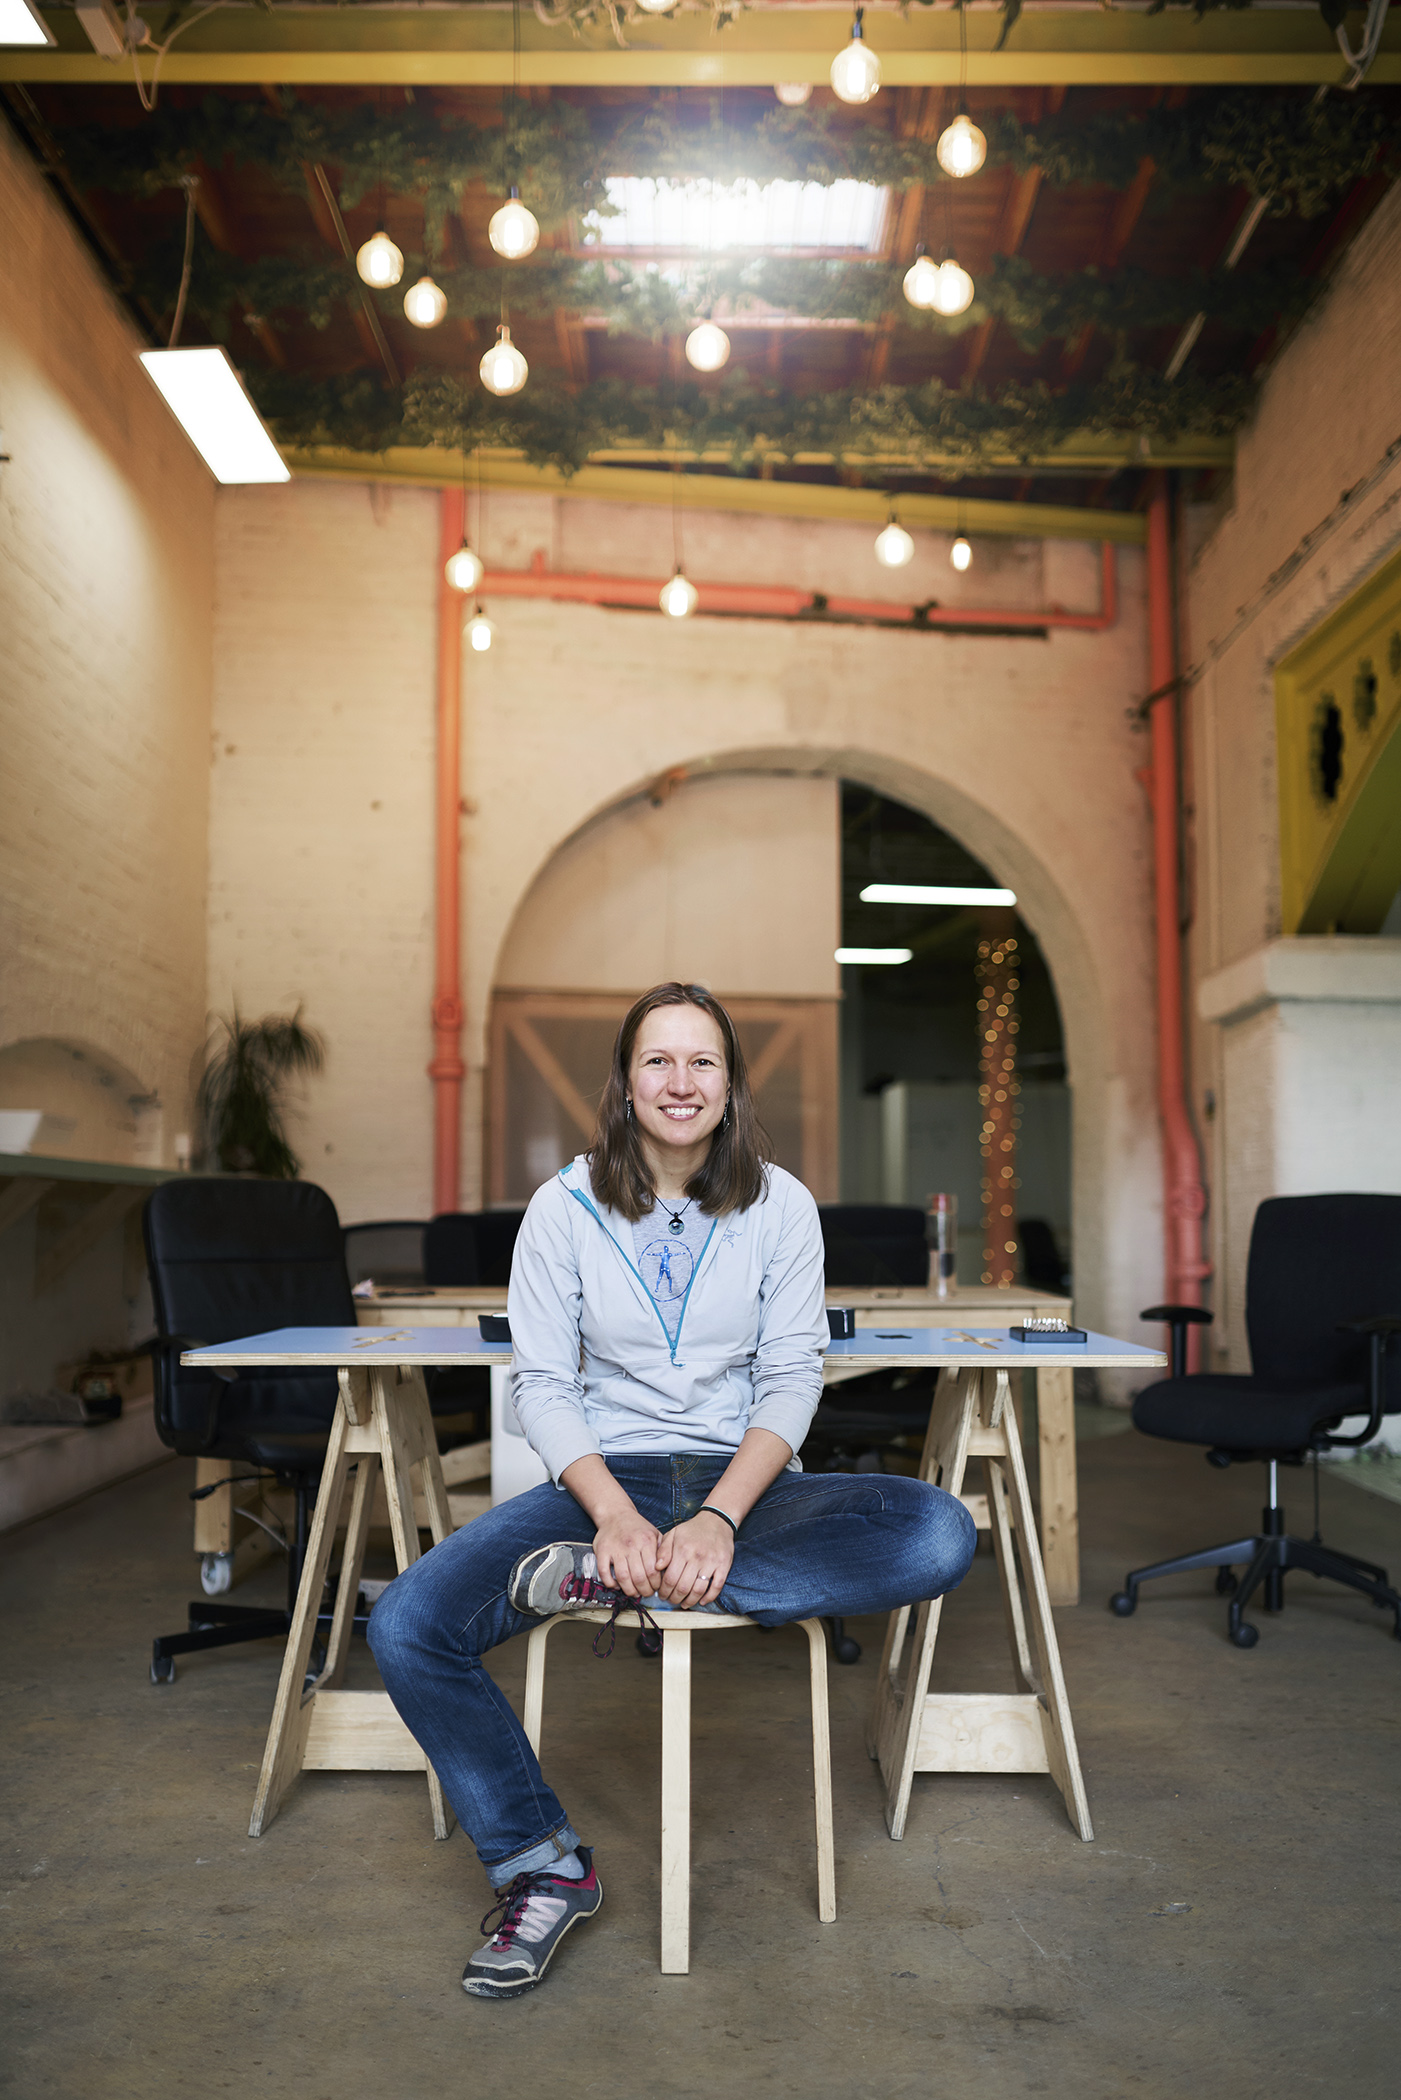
[698,1504,739,1539]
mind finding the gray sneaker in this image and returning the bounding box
[508,1541,626,1616]
[463,1851,603,1999]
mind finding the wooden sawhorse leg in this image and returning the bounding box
[248,1362,456,1840]
[870,1366,1093,1844]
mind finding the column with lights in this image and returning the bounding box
[976,932,1021,1287]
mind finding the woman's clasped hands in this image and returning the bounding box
[593,1507,733,1609]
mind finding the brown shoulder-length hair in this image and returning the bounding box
[588,983,772,1221]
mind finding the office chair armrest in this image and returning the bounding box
[1326,1319,1401,1448]
[1140,1304,1213,1381]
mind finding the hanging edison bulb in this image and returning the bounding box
[951,535,973,573]
[660,570,699,619]
[445,542,484,593]
[488,190,540,262]
[936,111,988,179]
[774,81,813,107]
[403,275,448,328]
[467,606,495,652]
[903,251,975,317]
[480,324,529,397]
[830,10,880,104]
[636,0,674,11]
[874,518,914,568]
[356,229,404,290]
[685,321,731,374]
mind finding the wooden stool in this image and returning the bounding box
[522,1608,837,1974]
[870,1364,1094,1843]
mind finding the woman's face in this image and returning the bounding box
[628,1004,729,1162]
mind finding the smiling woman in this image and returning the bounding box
[365,975,978,1998]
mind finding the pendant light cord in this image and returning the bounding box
[168,175,199,348]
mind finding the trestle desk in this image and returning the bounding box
[353,1282,1087,1604]
[183,1325,1162,1846]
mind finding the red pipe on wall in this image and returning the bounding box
[429,488,466,1216]
[477,543,1117,633]
[1146,487,1210,1346]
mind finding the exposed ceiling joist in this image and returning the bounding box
[283,448,1162,543]
[6,6,1399,88]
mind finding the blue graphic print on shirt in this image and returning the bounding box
[630,1203,713,1346]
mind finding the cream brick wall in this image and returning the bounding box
[1185,184,1401,1365]
[210,480,1158,1350]
[0,120,214,1152]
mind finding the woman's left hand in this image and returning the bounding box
[653,1511,734,1608]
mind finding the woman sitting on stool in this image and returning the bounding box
[369,980,976,1999]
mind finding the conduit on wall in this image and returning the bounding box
[430,487,466,1214]
[477,544,1118,633]
[1147,486,1210,1349]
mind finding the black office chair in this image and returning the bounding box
[145,1180,475,1683]
[1110,1193,1401,1648]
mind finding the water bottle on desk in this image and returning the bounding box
[928,1193,957,1299]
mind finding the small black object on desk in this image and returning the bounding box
[827,1308,855,1340]
[479,1314,512,1343]
[1010,1323,1087,1344]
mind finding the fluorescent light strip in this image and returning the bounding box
[859,883,1017,907]
[835,947,913,966]
[0,0,54,45]
[138,347,290,485]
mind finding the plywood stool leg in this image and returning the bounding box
[660,1629,692,1974]
[800,1619,837,1923]
[523,1618,559,1756]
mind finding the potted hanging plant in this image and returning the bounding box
[196,1008,326,1177]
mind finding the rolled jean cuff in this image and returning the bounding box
[485,1820,582,1889]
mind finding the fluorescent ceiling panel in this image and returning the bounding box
[835,947,913,966]
[584,177,888,255]
[138,347,290,485]
[859,884,1018,907]
[0,0,54,47]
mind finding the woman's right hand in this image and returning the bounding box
[593,1510,663,1598]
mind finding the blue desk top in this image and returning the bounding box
[184,1326,1165,1370]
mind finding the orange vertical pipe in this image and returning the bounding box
[1146,487,1209,1343]
[429,488,466,1216]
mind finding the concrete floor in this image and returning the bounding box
[3,1433,1399,2100]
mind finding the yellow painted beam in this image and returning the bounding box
[282,446,1159,543]
[7,6,1397,87]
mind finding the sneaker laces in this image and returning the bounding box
[479,1870,560,1949]
[591,1594,660,1660]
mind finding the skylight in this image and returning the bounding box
[582,177,889,256]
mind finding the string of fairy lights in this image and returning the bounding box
[382,5,988,617]
[975,934,1022,1289]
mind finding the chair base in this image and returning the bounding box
[150,1594,371,1682]
[1111,1510,1401,1647]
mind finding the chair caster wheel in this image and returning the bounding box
[832,1635,862,1666]
[1110,1591,1136,1617]
[150,1654,175,1684]
[1215,1568,1238,1595]
[200,1552,234,1597]
[1229,1620,1259,1648]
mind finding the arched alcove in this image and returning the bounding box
[0,1037,160,1166]
[483,744,1148,1339]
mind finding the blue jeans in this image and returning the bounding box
[368,1455,976,1885]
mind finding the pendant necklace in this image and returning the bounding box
[663,1196,693,1237]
